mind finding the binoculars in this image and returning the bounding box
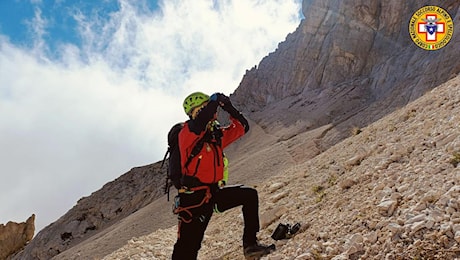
[271,222,301,240]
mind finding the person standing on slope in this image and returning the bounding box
[172,92,274,259]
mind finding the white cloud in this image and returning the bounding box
[0,0,301,232]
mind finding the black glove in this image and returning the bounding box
[235,113,250,133]
[218,94,231,107]
[211,93,249,133]
[213,93,235,113]
[210,93,231,107]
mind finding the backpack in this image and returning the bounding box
[162,123,184,200]
[161,121,227,200]
[162,122,207,200]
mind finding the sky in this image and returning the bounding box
[0,0,302,233]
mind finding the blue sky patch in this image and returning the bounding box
[0,0,159,51]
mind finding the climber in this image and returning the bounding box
[171,92,275,259]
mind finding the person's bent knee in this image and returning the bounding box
[242,186,258,204]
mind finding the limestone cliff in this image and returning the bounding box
[233,0,460,149]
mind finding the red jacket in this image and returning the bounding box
[178,117,246,184]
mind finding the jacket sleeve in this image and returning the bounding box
[221,116,248,149]
[187,101,219,135]
[219,98,249,134]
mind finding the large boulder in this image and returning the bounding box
[0,214,35,259]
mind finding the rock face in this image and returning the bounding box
[0,214,35,259]
[233,0,460,150]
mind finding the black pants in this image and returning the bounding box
[171,185,260,260]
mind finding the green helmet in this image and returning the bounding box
[183,92,210,115]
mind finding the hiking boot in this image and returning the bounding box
[243,242,275,259]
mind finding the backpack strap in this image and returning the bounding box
[161,148,170,168]
[162,148,172,200]
[184,137,206,169]
[183,121,224,170]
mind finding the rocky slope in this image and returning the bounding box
[104,72,460,260]
[11,163,169,259]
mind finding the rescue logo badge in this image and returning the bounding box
[409,6,454,51]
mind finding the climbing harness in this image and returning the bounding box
[173,185,212,223]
